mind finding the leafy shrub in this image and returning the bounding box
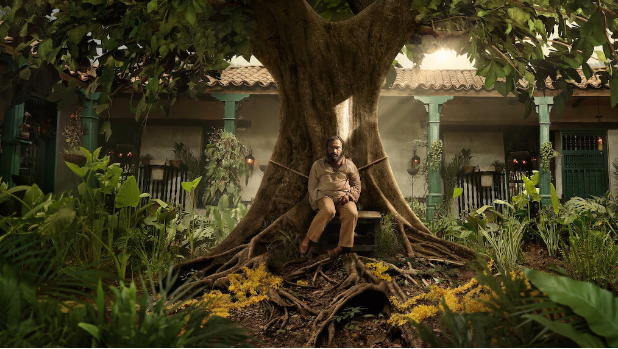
[561,229,618,291]
[426,214,464,240]
[1,148,231,278]
[426,209,489,255]
[201,201,248,247]
[173,142,202,180]
[267,230,301,269]
[480,217,525,274]
[405,197,426,223]
[202,130,250,207]
[535,206,563,257]
[441,152,464,212]
[374,214,403,258]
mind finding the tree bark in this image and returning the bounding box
[175,0,475,281]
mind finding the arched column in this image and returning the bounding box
[414,95,453,220]
[211,93,250,135]
[534,96,554,205]
[81,92,101,153]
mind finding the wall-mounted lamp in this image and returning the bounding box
[406,149,421,198]
[407,150,421,176]
[245,151,255,171]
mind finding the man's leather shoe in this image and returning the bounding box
[299,237,312,256]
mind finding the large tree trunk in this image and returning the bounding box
[174,1,477,345]
[176,0,475,284]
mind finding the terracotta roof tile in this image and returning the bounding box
[206,66,276,88]
[387,68,608,91]
[54,64,610,92]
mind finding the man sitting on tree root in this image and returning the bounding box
[299,136,361,259]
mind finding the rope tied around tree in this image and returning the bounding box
[268,156,388,179]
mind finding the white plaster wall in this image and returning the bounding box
[443,132,504,167]
[378,96,428,198]
[441,97,531,125]
[140,126,202,162]
[235,95,280,201]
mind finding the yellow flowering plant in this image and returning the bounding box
[401,259,576,347]
[366,262,392,282]
[163,263,282,329]
[228,263,283,308]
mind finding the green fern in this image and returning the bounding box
[564,196,609,216]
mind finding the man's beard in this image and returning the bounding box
[329,153,342,162]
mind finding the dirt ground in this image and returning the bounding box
[228,245,562,348]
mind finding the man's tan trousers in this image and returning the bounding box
[306,198,358,248]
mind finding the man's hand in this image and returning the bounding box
[338,195,350,205]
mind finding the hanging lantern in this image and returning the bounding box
[245,151,255,171]
[407,150,421,176]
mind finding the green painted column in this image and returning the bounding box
[414,95,453,220]
[81,92,101,153]
[0,103,25,186]
[211,93,250,135]
[534,96,554,206]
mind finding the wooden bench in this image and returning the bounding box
[319,211,382,253]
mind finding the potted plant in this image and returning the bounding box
[170,142,185,167]
[540,141,560,172]
[492,160,505,173]
[140,153,153,166]
[460,148,474,174]
[60,107,87,166]
[427,140,443,172]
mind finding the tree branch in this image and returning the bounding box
[490,45,524,78]
[417,25,468,38]
[600,6,618,19]
[598,0,618,62]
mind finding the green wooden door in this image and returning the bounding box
[561,131,609,200]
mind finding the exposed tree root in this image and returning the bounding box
[327,322,336,347]
[168,168,478,346]
[320,269,336,284]
[265,306,289,331]
[279,288,319,316]
[304,253,413,347]
[284,257,331,282]
[361,256,420,286]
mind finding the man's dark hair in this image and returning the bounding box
[326,136,344,149]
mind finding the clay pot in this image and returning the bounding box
[62,153,87,167]
[462,165,475,174]
[169,159,183,167]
